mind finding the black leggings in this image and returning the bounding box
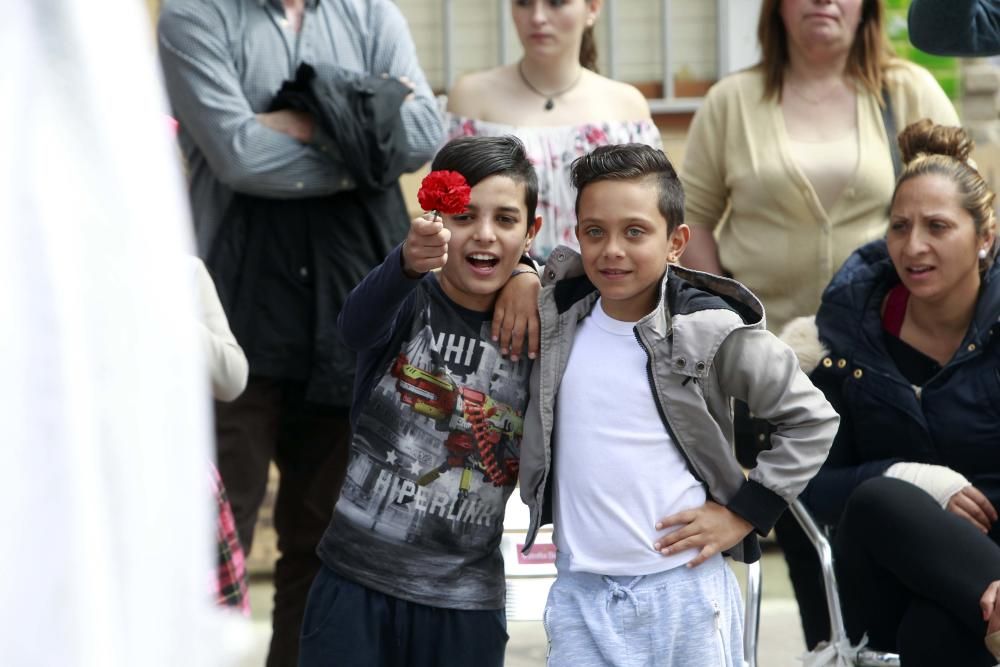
[835,477,1000,666]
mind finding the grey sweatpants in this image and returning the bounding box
[544,552,744,667]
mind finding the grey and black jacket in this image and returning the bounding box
[519,247,839,563]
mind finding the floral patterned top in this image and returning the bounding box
[446,114,663,261]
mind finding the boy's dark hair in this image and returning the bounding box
[431,135,538,222]
[571,144,684,233]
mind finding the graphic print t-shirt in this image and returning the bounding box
[319,276,531,610]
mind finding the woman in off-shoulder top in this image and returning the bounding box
[446,0,661,262]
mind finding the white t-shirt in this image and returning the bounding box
[553,299,707,575]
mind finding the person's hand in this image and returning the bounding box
[384,73,416,102]
[492,271,540,361]
[982,580,1000,625]
[981,580,1000,659]
[947,485,999,534]
[402,213,450,277]
[256,110,315,143]
[398,75,416,102]
[653,501,754,567]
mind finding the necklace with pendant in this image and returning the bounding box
[517,61,584,111]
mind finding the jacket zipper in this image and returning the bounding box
[633,328,708,488]
[526,302,559,551]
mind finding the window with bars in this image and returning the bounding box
[396,0,763,112]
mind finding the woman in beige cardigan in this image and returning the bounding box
[681,0,957,335]
[679,0,958,651]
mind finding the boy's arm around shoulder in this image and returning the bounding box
[714,327,839,535]
[337,243,421,352]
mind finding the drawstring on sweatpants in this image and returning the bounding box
[601,575,643,615]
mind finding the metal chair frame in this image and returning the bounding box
[789,499,901,667]
[743,559,762,667]
[740,501,903,666]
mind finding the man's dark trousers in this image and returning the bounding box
[215,376,351,667]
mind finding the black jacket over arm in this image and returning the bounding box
[208,65,415,406]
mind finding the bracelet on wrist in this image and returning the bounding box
[510,268,539,279]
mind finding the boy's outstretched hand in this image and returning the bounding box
[653,501,753,567]
[402,213,451,277]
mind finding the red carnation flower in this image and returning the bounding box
[417,170,471,215]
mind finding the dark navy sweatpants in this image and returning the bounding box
[298,565,508,667]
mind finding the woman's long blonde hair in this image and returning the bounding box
[757,0,896,103]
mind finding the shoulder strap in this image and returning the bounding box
[881,83,902,180]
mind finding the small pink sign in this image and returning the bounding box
[517,543,557,565]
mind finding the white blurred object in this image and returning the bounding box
[0,2,249,665]
[501,494,555,621]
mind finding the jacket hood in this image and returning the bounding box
[816,239,1000,363]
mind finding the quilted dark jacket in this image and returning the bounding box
[802,239,1000,532]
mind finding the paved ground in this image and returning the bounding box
[240,548,807,666]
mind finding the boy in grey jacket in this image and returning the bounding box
[518,144,838,666]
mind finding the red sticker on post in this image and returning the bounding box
[517,543,557,564]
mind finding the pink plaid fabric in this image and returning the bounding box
[211,465,250,616]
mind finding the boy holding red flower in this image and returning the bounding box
[298,136,541,667]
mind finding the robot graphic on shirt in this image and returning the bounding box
[389,353,521,511]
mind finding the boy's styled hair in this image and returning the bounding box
[571,144,684,233]
[431,135,539,222]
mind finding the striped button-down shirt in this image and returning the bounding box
[158,0,442,254]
